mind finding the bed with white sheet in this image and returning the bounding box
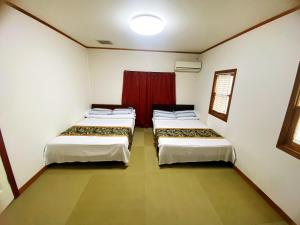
[45,105,135,165]
[152,105,235,165]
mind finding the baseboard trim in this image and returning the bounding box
[233,165,297,225]
[19,166,47,194]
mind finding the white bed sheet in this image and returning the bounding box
[153,119,235,165]
[45,118,135,165]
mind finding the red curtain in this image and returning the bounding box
[122,70,176,127]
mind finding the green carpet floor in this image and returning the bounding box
[0,128,288,225]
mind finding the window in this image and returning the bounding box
[209,69,237,122]
[277,62,300,160]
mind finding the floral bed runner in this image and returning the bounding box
[154,128,222,148]
[61,126,132,149]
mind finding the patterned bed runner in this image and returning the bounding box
[154,128,222,148]
[61,126,133,149]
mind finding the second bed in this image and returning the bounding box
[152,105,235,165]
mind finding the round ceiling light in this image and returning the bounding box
[129,14,165,36]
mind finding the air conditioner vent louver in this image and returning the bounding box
[97,40,113,45]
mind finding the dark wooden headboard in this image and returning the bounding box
[152,104,194,111]
[91,104,133,109]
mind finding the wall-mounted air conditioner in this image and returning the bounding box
[175,61,202,73]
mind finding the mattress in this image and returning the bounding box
[153,119,235,165]
[45,118,135,165]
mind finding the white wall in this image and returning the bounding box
[0,6,91,188]
[88,49,199,105]
[195,11,300,224]
[1,4,299,223]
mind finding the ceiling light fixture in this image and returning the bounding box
[129,14,165,36]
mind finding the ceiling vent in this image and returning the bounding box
[97,40,113,45]
[175,61,202,73]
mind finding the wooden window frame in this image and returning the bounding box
[277,62,300,160]
[208,69,237,122]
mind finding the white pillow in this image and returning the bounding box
[153,110,173,114]
[112,111,132,115]
[89,110,112,115]
[154,113,176,118]
[114,108,133,112]
[112,109,133,114]
[175,112,197,117]
[92,108,112,111]
[174,110,195,114]
[154,111,175,115]
[86,114,135,119]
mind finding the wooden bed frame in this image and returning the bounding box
[91,104,194,111]
[91,104,133,109]
[152,104,194,111]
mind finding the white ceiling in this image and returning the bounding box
[9,0,300,52]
